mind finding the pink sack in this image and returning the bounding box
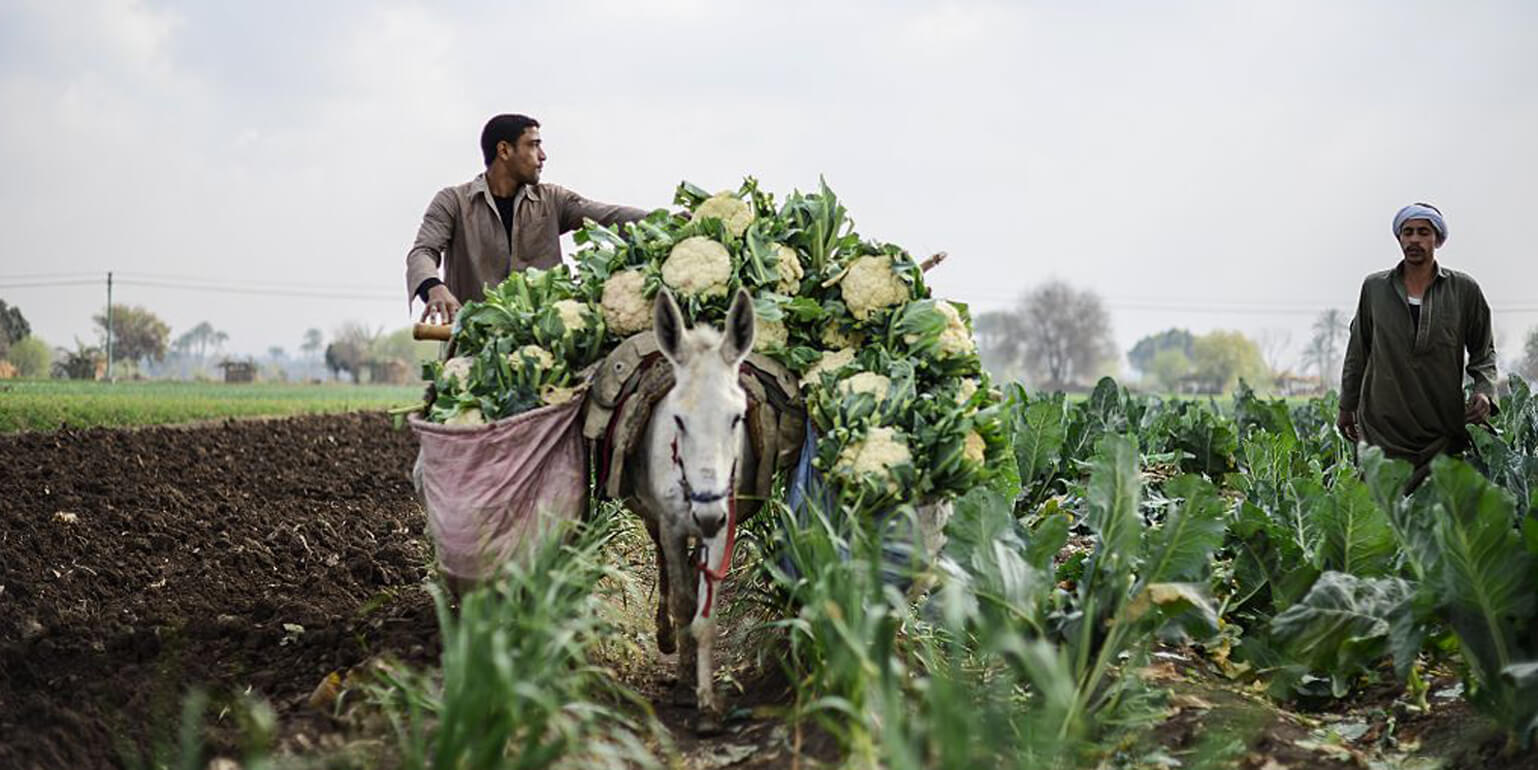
[408,399,587,582]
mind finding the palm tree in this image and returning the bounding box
[1308,309,1350,389]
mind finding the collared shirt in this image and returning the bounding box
[1340,261,1499,467]
[405,173,650,304]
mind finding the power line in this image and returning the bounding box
[0,276,399,300]
[114,270,395,292]
[0,272,103,281]
[114,278,400,301]
[0,279,102,289]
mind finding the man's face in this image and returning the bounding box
[1397,218,1438,266]
[500,127,545,185]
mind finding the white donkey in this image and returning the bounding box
[632,287,755,734]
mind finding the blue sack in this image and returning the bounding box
[780,417,945,589]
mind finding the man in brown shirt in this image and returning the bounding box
[407,114,653,322]
[1338,203,1498,483]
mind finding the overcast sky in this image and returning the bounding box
[2,0,1535,376]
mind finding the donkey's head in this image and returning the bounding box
[653,287,755,539]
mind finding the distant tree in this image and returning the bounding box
[1255,328,1294,375]
[93,304,170,363]
[371,326,437,367]
[1016,280,1116,388]
[268,346,285,360]
[1148,348,1194,393]
[323,322,382,382]
[301,328,324,360]
[325,340,365,382]
[5,336,52,378]
[52,340,104,380]
[1519,326,1538,381]
[1191,330,1270,393]
[1127,328,1195,377]
[974,309,1026,379]
[172,321,229,360]
[0,299,31,358]
[1303,309,1350,389]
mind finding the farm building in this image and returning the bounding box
[218,360,256,383]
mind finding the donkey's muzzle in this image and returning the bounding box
[693,510,726,539]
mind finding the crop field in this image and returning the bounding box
[0,379,425,433]
[3,378,1537,769]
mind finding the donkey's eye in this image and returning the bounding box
[674,415,687,434]
[731,414,743,429]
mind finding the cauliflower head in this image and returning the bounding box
[552,299,589,333]
[444,407,485,426]
[835,426,912,494]
[441,356,474,385]
[840,255,909,321]
[963,430,986,465]
[801,348,857,390]
[773,243,804,294]
[601,269,652,336]
[513,345,555,369]
[934,300,977,356]
[662,236,732,298]
[754,318,788,352]
[692,192,754,238]
[821,324,864,349]
[956,377,979,408]
[838,371,892,403]
[903,300,976,357]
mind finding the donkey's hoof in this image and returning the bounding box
[693,712,723,736]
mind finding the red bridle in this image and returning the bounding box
[670,431,738,620]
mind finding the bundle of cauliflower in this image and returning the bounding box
[424,178,1007,516]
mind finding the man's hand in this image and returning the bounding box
[1337,408,1360,443]
[420,284,462,325]
[1465,392,1492,424]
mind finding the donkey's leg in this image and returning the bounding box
[692,570,721,731]
[645,516,675,655]
[691,529,730,733]
[661,524,699,706]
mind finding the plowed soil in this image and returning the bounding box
[0,414,436,770]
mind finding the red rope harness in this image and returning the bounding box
[670,433,738,620]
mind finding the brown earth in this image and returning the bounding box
[0,413,438,770]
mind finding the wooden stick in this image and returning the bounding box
[412,323,453,342]
[920,251,947,272]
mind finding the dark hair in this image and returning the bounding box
[480,114,540,167]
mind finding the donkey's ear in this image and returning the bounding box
[720,288,756,366]
[654,289,688,365]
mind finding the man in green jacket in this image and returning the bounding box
[407,114,653,323]
[1337,203,1498,485]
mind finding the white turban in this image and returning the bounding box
[1392,203,1447,246]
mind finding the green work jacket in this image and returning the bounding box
[1339,261,1498,468]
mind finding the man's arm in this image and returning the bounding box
[555,186,653,233]
[1465,279,1499,418]
[1337,281,1371,441]
[406,188,458,303]
[1339,282,1371,413]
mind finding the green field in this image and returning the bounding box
[0,379,425,432]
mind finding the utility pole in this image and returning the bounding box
[106,271,114,381]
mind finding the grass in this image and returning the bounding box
[0,378,426,432]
